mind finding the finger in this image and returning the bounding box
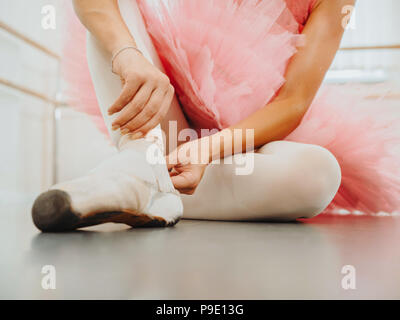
[177,188,195,195]
[108,80,141,116]
[173,183,196,195]
[130,86,174,136]
[167,162,174,171]
[169,170,179,177]
[121,87,165,133]
[112,83,154,129]
[166,151,179,170]
[170,174,193,190]
[119,76,126,86]
[169,165,185,176]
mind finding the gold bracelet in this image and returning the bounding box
[111,46,143,73]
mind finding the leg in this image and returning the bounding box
[117,0,189,150]
[182,141,341,221]
[31,0,186,232]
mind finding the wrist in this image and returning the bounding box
[205,128,234,164]
[111,45,142,75]
[109,35,137,56]
[178,129,235,166]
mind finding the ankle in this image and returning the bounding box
[118,134,164,152]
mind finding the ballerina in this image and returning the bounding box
[32,0,400,232]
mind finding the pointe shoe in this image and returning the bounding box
[31,139,182,232]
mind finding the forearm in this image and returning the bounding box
[233,95,307,147]
[204,95,307,162]
[202,0,354,164]
[73,0,136,55]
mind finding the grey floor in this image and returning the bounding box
[1,197,400,299]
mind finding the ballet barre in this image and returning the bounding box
[0,21,62,186]
[340,44,400,51]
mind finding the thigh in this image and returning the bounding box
[257,140,313,156]
[118,0,189,150]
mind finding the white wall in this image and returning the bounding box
[0,1,59,202]
[0,0,115,203]
[330,0,400,81]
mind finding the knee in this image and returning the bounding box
[288,145,341,218]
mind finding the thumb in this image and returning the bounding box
[170,172,193,190]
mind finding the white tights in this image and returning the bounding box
[86,0,342,221]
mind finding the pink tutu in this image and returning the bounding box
[62,0,400,215]
[137,0,303,130]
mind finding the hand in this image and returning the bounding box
[109,48,175,137]
[166,139,210,194]
[168,163,208,195]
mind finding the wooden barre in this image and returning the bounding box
[0,77,62,105]
[340,44,400,51]
[0,21,60,60]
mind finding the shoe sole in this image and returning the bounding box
[32,189,180,232]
